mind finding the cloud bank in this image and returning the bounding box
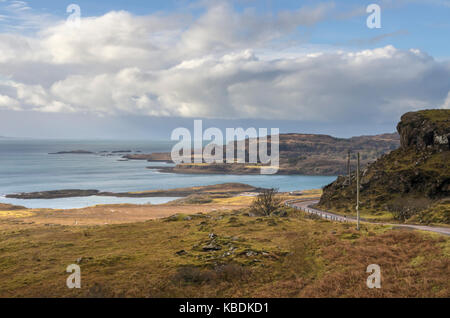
[0,1,449,124]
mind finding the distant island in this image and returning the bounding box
[6,183,261,199]
[125,133,400,175]
[49,150,141,155]
[49,150,94,154]
[45,133,400,175]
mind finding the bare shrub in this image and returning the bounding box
[250,188,282,216]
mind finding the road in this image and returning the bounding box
[286,199,450,236]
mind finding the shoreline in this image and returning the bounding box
[0,189,317,226]
[0,195,182,210]
[5,183,263,200]
[146,165,338,176]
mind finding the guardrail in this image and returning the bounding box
[284,199,349,223]
[284,200,450,236]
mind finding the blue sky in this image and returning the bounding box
[0,0,449,138]
[3,0,448,57]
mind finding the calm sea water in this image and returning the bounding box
[0,139,336,209]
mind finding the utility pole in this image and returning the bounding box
[356,152,360,231]
[347,150,351,186]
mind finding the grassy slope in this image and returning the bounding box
[318,147,450,225]
[0,207,448,298]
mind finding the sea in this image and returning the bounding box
[0,139,336,209]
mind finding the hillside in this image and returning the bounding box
[319,109,450,225]
[134,133,400,175]
[274,132,399,175]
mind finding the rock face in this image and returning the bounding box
[397,110,449,151]
[318,109,450,224]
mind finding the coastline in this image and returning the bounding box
[5,183,262,200]
[147,164,338,176]
[0,188,318,226]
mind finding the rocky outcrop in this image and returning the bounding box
[397,109,449,151]
[318,109,450,224]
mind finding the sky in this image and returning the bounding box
[0,0,449,139]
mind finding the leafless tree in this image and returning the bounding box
[250,188,282,216]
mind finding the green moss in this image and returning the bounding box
[419,109,450,123]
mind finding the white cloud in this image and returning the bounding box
[0,3,449,124]
[0,94,21,110]
[179,2,334,54]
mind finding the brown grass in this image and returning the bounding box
[0,206,448,298]
[2,202,251,226]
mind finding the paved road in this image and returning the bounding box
[286,199,450,236]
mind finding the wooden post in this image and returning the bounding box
[347,150,351,186]
[356,152,360,231]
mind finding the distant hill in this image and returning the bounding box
[319,109,450,225]
[143,132,400,175]
[272,132,400,175]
